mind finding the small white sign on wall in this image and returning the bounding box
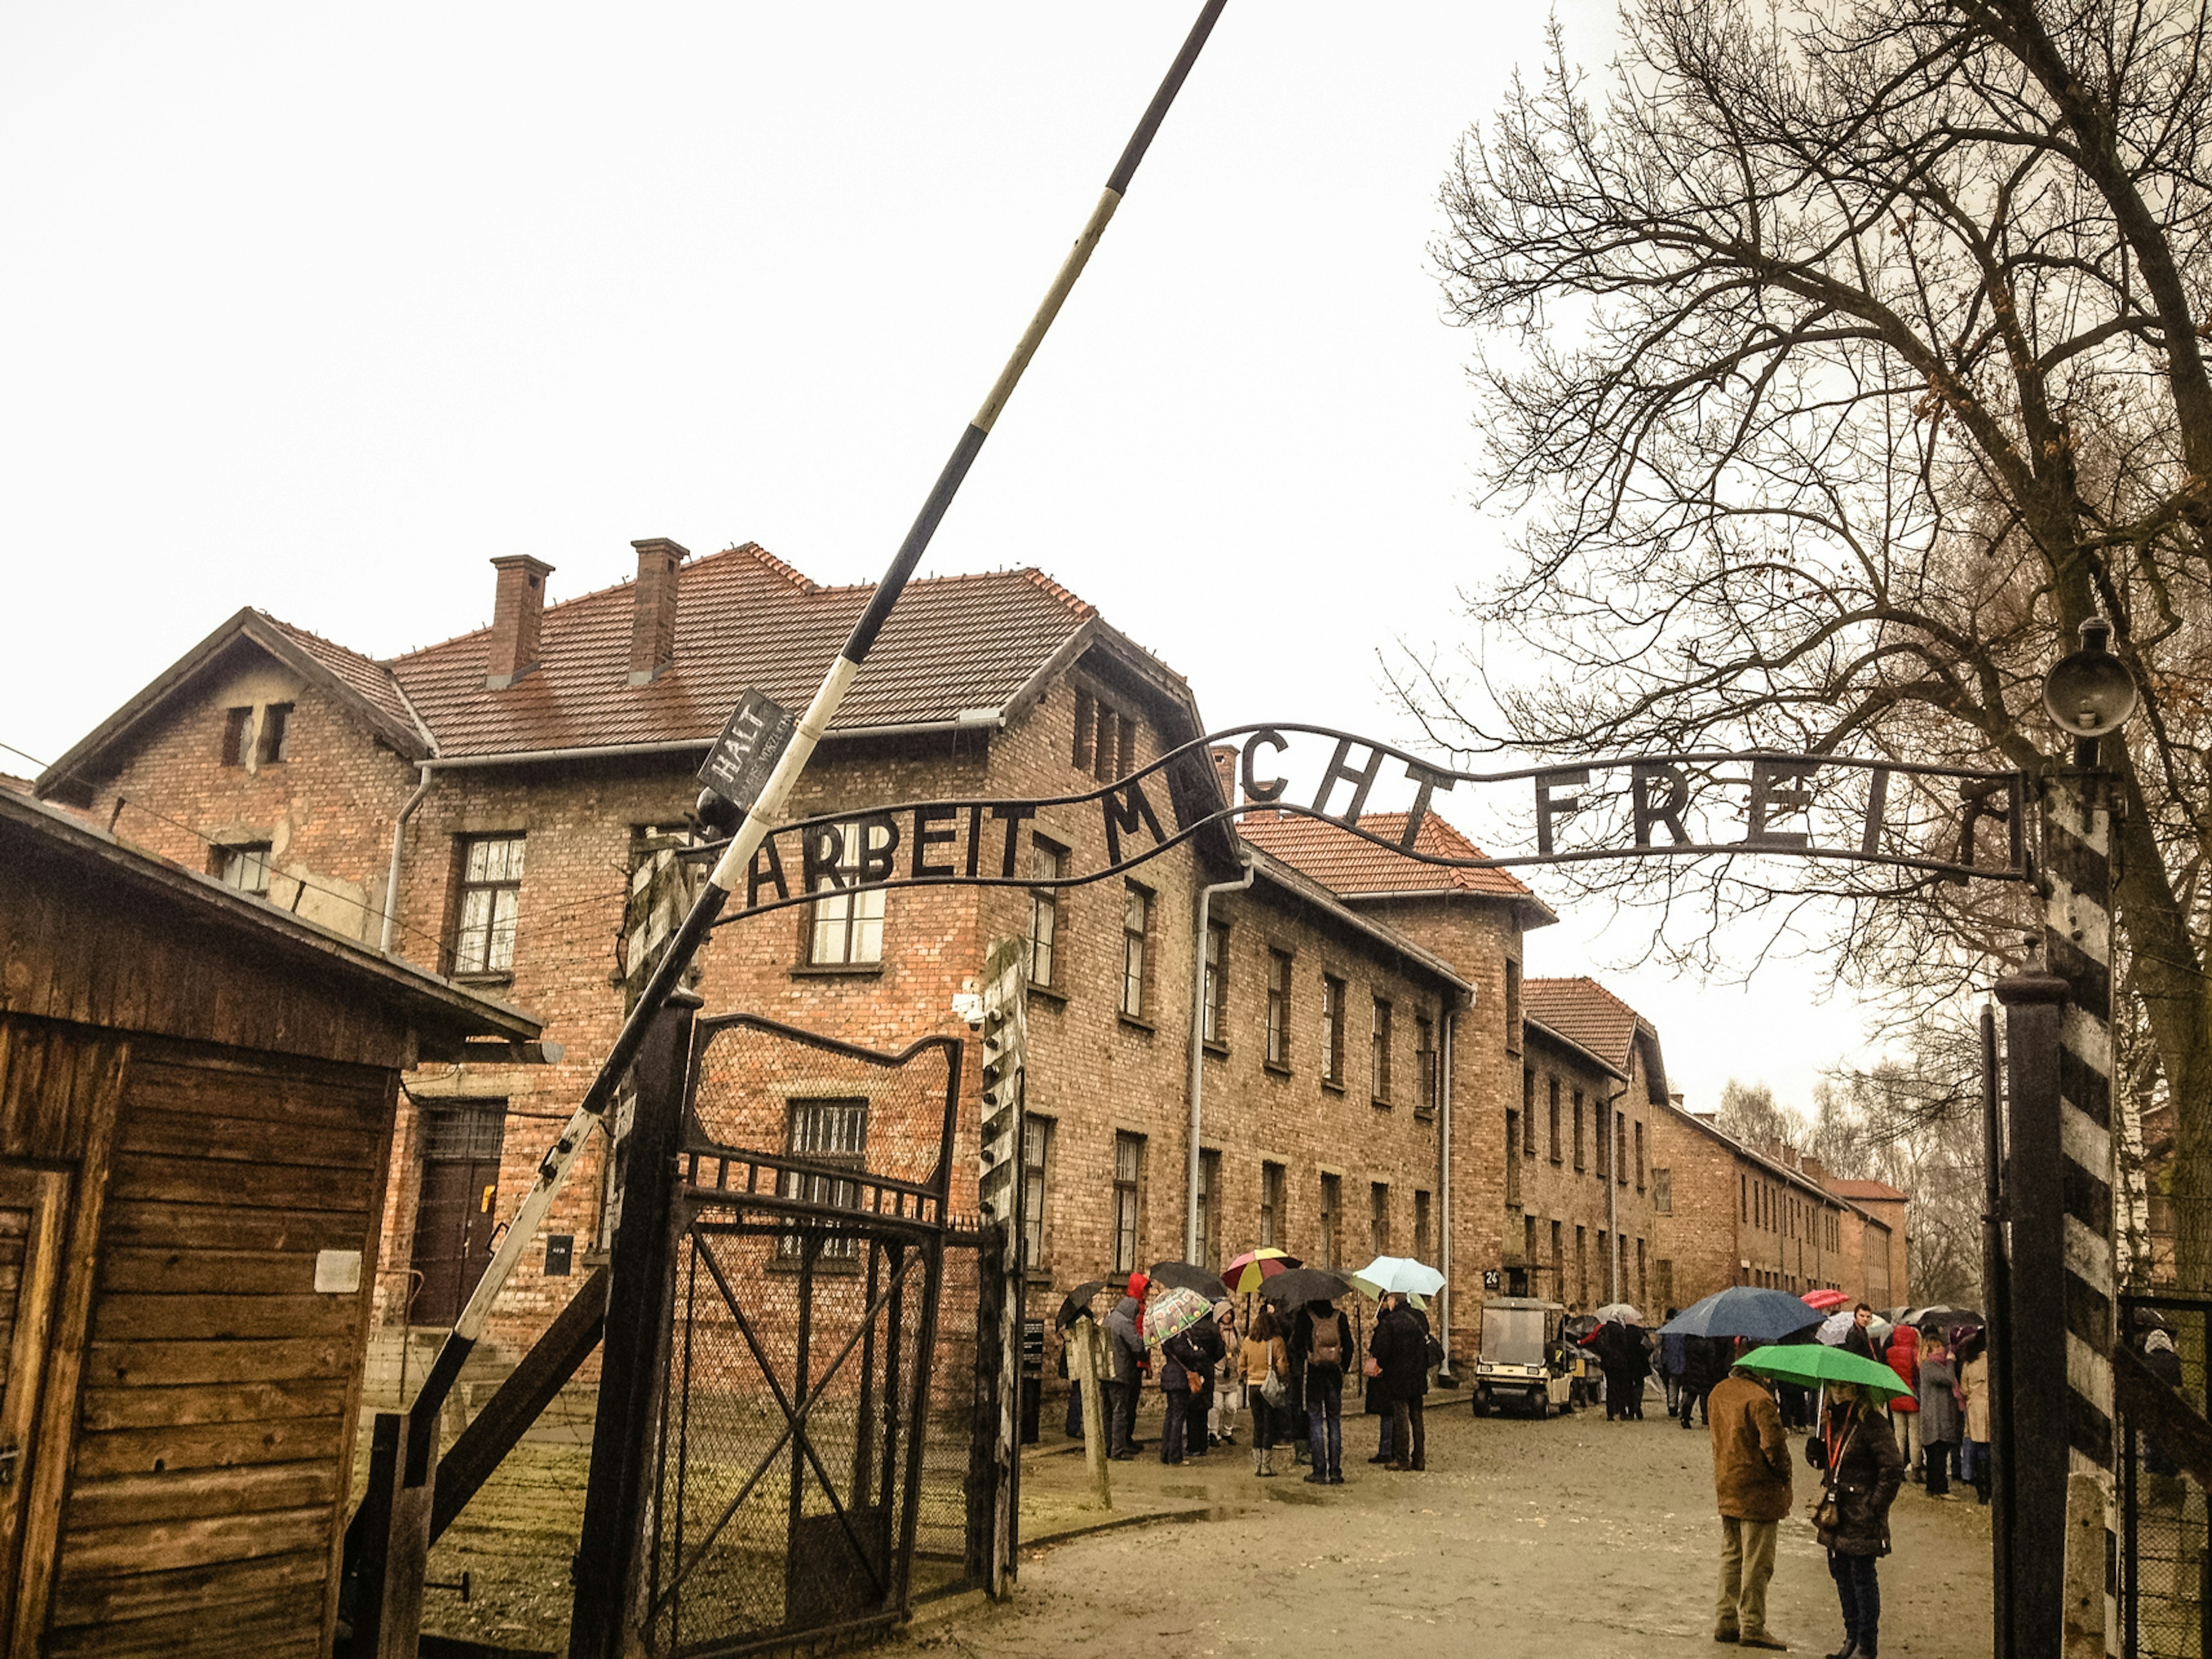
[315,1249,363,1294]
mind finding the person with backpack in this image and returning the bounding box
[1290,1295,1354,1484]
[1104,1273,1148,1459]
[1241,1305,1291,1476]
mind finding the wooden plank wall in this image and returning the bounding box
[45,1036,394,1659]
[1,838,413,1074]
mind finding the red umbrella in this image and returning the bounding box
[1802,1288,1850,1312]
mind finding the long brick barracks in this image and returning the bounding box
[29,539,1908,1390]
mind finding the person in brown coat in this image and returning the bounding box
[1709,1357,1793,1649]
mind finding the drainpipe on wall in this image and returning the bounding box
[1604,1083,1628,1304]
[1436,997,1461,1385]
[380,763,434,956]
[1184,857,1256,1262]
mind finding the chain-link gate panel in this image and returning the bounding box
[2121,1293,2212,1658]
[629,1013,987,1658]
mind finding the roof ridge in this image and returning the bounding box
[252,608,392,675]
[387,542,815,666]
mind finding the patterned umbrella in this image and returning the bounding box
[1222,1248,1301,1294]
[1817,1310,1856,1346]
[1142,1286,1213,1345]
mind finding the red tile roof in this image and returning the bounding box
[1522,976,1646,1072]
[1824,1179,1908,1202]
[252,611,430,748]
[1233,810,1537,903]
[384,544,1103,759]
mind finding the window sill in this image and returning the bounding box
[1202,1040,1229,1059]
[1321,1080,1346,1096]
[790,963,884,979]
[1263,1061,1292,1079]
[1371,1098,1392,1111]
[452,971,514,988]
[1413,1109,1436,1124]
[1118,1013,1156,1036]
[1027,982,1068,1006]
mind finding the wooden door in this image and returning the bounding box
[0,1165,68,1639]
[410,1101,506,1327]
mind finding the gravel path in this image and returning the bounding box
[911,1392,1994,1659]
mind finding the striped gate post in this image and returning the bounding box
[1999,772,2119,1658]
[974,937,1029,1597]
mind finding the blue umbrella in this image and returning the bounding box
[1659,1286,1825,1346]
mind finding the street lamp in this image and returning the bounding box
[2041,616,2139,764]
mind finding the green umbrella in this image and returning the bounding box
[1736,1343,1912,1401]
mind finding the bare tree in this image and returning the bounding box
[1421,0,2212,1283]
[1716,1078,1800,1148]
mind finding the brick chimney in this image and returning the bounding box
[1210,744,1238,805]
[485,556,554,689]
[627,538,688,686]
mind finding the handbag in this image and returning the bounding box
[1262,1344,1289,1408]
[1809,1418,1860,1532]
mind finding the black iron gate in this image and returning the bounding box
[2118,1291,2212,1659]
[572,1002,1003,1659]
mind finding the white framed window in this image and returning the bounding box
[1021,1117,1054,1271]
[1266,950,1292,1067]
[1120,884,1151,1018]
[809,819,888,965]
[1202,921,1229,1044]
[453,835,526,975]
[1112,1132,1144,1274]
[1028,840,1064,988]
[215,842,272,896]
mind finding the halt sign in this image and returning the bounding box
[698,688,797,813]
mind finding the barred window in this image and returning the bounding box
[781,1099,867,1260]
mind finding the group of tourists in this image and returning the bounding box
[1092,1272,1433,1484]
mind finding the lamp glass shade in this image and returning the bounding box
[2041,646,2138,738]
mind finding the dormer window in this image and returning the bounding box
[221,707,253,767]
[257,703,292,765]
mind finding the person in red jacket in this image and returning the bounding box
[1884,1324,1921,1480]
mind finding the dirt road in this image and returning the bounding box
[912,1393,1994,1658]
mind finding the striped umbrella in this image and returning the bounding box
[1222,1249,1301,1294]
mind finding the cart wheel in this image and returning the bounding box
[1471,1389,1492,1418]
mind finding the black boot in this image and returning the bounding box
[1825,1638,1858,1659]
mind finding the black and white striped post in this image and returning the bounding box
[975,937,1029,1596]
[394,0,1230,1453]
[1996,617,2139,1659]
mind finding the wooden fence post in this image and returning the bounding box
[1070,1319,1111,1509]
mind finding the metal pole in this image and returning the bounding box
[1436,1000,1457,1384]
[396,0,1230,1435]
[569,989,699,1659]
[1983,997,2016,1659]
[1185,859,1255,1260]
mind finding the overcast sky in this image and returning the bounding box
[0,2,1904,1117]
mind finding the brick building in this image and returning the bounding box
[1646,1102,1904,1312]
[36,539,1523,1375]
[1494,977,1669,1312]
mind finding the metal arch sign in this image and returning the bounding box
[702,723,2031,925]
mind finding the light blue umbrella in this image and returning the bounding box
[1659,1286,1825,1346]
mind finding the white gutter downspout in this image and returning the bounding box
[1185,857,1256,1261]
[380,763,434,956]
[1604,1082,1628,1302]
[1437,995,1461,1384]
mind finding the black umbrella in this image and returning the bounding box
[1256,1267,1354,1306]
[1147,1260,1225,1300]
[1056,1279,1110,1330]
[1912,1305,1984,1334]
